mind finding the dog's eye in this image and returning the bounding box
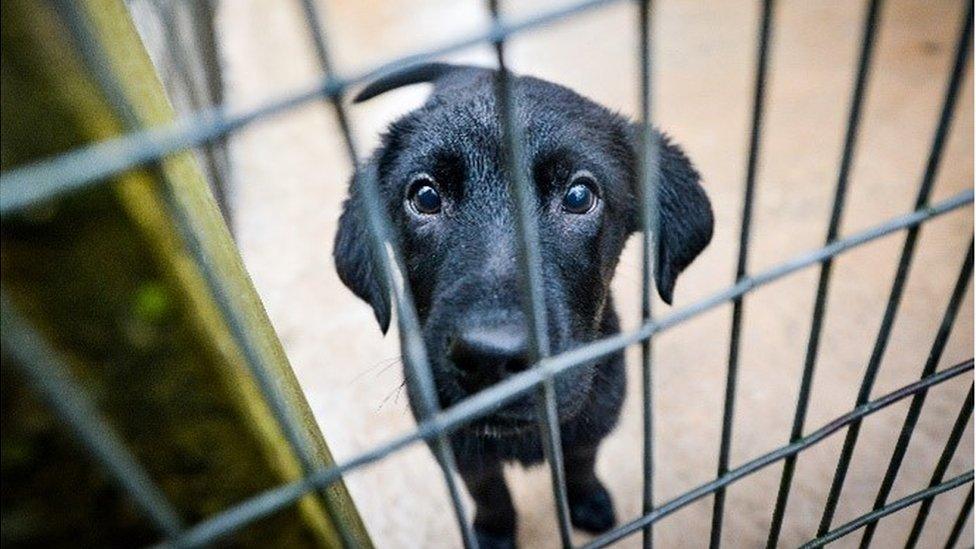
[562,172,598,214]
[407,175,442,215]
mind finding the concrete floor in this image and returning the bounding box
[219,1,973,546]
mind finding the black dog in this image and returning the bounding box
[334,63,712,547]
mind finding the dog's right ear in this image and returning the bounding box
[626,126,714,304]
[333,165,392,334]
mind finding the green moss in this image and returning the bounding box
[133,281,172,323]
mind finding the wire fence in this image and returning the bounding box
[0,0,973,547]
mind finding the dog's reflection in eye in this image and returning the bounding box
[335,63,713,548]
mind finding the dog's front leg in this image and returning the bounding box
[565,443,616,534]
[459,462,517,549]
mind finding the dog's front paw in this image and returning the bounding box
[569,483,616,534]
[474,527,516,549]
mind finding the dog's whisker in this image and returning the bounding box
[377,378,407,412]
[352,355,404,384]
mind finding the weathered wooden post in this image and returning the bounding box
[1,1,370,546]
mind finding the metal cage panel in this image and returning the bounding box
[0,0,972,547]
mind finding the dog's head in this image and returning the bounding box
[335,63,712,433]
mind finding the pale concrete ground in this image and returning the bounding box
[218,1,973,546]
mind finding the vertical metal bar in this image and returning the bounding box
[816,4,973,535]
[766,2,883,544]
[293,4,378,546]
[296,2,477,547]
[859,239,972,548]
[185,0,233,228]
[942,486,973,549]
[357,162,484,549]
[709,1,774,547]
[636,1,659,548]
[298,0,357,163]
[486,1,574,546]
[904,385,975,549]
[0,291,185,538]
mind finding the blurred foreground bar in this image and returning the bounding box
[0,1,369,546]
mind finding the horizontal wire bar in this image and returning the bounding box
[164,423,430,547]
[170,325,975,547]
[627,188,972,339]
[800,471,974,549]
[161,189,972,547]
[0,0,621,216]
[170,350,972,549]
[0,291,185,538]
[581,359,974,549]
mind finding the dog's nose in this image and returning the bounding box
[449,325,530,393]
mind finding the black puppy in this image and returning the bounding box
[334,63,712,547]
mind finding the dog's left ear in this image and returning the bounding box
[333,163,392,334]
[628,126,714,304]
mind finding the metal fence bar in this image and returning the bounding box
[765,1,882,544]
[904,384,975,549]
[0,291,184,538]
[486,1,574,546]
[358,163,485,548]
[0,0,623,215]
[168,390,430,547]
[295,3,477,547]
[636,0,660,547]
[154,0,232,224]
[582,360,974,548]
[859,239,973,547]
[298,0,357,163]
[710,1,774,546]
[943,486,973,549]
[801,470,974,549]
[817,4,973,534]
